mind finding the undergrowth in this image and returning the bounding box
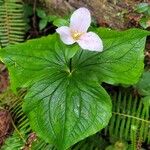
[0,89,149,150]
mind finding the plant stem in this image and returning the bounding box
[10,115,26,143]
[69,58,72,73]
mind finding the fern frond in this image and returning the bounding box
[0,0,26,47]
[105,91,150,146]
[0,89,28,150]
[1,130,27,150]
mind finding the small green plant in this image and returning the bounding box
[36,8,55,30]
[36,8,69,30]
[135,3,150,29]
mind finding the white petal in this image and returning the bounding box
[70,7,91,33]
[77,32,103,52]
[56,26,75,45]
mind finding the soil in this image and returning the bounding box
[0,64,9,93]
[0,110,12,148]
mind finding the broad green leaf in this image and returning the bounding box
[0,28,149,149]
[73,28,149,84]
[24,74,111,150]
[0,35,78,91]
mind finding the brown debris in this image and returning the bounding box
[0,109,12,147]
[0,63,9,93]
[23,0,150,29]
[145,35,150,69]
[124,12,142,28]
[34,0,149,29]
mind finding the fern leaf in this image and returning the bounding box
[0,89,28,150]
[0,0,26,47]
[1,130,27,150]
[105,91,150,146]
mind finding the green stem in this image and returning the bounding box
[69,58,72,73]
[10,116,26,143]
[113,112,150,124]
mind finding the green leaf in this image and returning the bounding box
[47,15,58,22]
[23,4,33,18]
[139,17,150,29]
[0,35,78,91]
[39,19,48,30]
[53,18,69,27]
[142,96,150,108]
[73,28,149,84]
[136,71,150,96]
[0,28,149,149]
[36,8,46,18]
[136,3,149,13]
[24,74,111,150]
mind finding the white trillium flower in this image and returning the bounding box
[56,7,103,52]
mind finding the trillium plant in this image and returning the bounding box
[0,7,149,150]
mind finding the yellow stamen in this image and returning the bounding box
[71,31,83,40]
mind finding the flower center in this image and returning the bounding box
[71,31,83,40]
